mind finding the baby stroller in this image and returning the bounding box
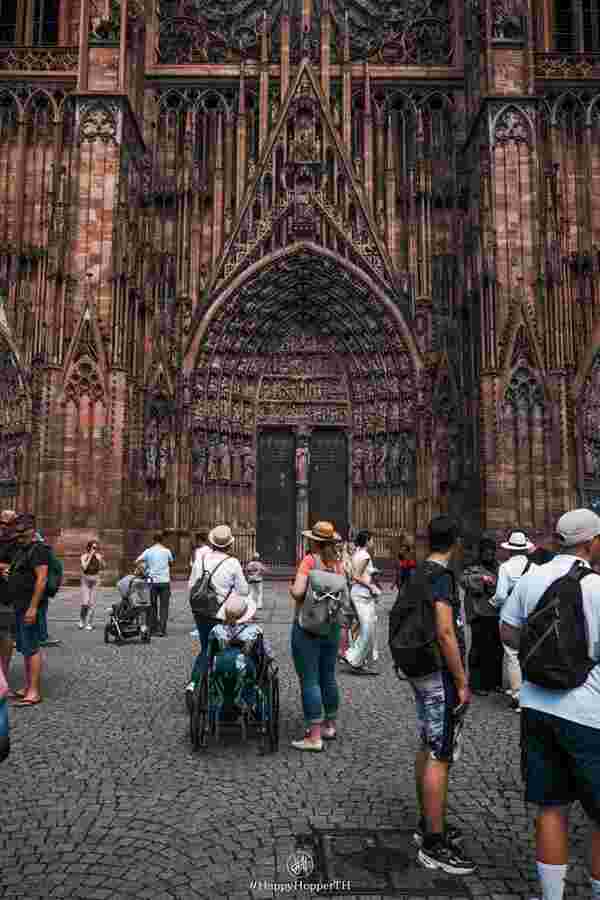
[104,571,152,645]
[190,626,280,754]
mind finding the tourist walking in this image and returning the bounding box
[4,514,50,707]
[343,529,381,674]
[245,552,267,611]
[391,515,476,874]
[290,520,349,751]
[460,535,502,695]
[493,530,536,711]
[187,525,249,692]
[136,532,174,636]
[0,510,17,693]
[392,540,417,595]
[79,540,104,631]
[500,509,600,900]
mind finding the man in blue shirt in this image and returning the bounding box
[136,533,174,636]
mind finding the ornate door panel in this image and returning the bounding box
[257,430,296,565]
[309,429,348,539]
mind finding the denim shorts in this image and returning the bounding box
[521,708,600,824]
[14,606,44,657]
[409,669,463,764]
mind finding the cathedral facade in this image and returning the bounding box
[0,0,599,575]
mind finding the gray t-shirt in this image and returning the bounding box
[501,554,600,729]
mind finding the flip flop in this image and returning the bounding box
[12,697,42,706]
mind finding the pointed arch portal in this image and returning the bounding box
[184,243,421,562]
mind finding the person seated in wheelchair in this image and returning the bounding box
[206,592,274,719]
[113,563,148,620]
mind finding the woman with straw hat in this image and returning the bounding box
[186,525,249,696]
[289,520,346,751]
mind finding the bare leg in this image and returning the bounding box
[415,748,428,820]
[591,826,600,880]
[22,652,41,702]
[536,807,569,864]
[421,757,450,836]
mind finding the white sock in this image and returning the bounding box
[536,862,567,900]
[591,877,600,900]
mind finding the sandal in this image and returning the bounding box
[12,696,42,706]
[322,729,337,741]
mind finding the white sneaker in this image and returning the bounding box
[185,681,195,692]
[85,624,93,631]
[78,621,85,629]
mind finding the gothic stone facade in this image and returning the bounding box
[0,0,599,577]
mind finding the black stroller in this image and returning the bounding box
[104,571,152,645]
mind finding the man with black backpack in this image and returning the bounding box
[389,516,476,875]
[4,514,50,707]
[500,509,600,900]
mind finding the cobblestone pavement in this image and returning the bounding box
[0,583,593,900]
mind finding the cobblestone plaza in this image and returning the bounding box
[0,582,594,900]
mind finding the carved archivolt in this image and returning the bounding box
[78,100,119,144]
[493,106,533,145]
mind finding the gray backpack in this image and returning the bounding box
[301,555,349,637]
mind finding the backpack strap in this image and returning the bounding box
[206,555,228,588]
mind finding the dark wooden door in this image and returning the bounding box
[257,430,296,564]
[309,429,348,539]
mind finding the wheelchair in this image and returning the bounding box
[189,633,280,754]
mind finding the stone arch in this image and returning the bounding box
[183,241,423,547]
[492,104,534,146]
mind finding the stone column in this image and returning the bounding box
[295,427,311,562]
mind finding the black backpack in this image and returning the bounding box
[189,557,229,619]
[519,561,596,690]
[388,561,451,678]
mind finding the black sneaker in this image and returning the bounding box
[417,839,476,875]
[413,821,464,848]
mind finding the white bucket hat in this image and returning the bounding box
[217,591,256,624]
[501,531,535,552]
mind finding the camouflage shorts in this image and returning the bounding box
[408,669,466,764]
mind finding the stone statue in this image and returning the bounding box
[192,444,207,483]
[145,419,160,482]
[218,436,231,481]
[376,439,388,484]
[352,442,364,486]
[241,444,254,485]
[159,438,170,481]
[207,442,218,481]
[388,439,401,485]
[232,443,242,483]
[365,441,376,483]
[295,444,309,483]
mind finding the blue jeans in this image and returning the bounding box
[191,617,218,683]
[291,621,340,726]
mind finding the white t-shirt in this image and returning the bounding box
[501,554,600,729]
[351,547,377,600]
[189,550,249,601]
[493,554,537,609]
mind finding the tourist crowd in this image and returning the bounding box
[1,504,600,900]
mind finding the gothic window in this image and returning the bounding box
[555,0,600,51]
[0,0,59,45]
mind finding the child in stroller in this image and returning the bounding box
[104,564,152,644]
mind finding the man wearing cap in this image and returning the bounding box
[136,532,174,636]
[4,514,49,706]
[492,530,536,710]
[187,524,249,693]
[500,509,600,900]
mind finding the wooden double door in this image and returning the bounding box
[257,428,348,564]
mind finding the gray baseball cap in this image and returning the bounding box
[556,509,600,546]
